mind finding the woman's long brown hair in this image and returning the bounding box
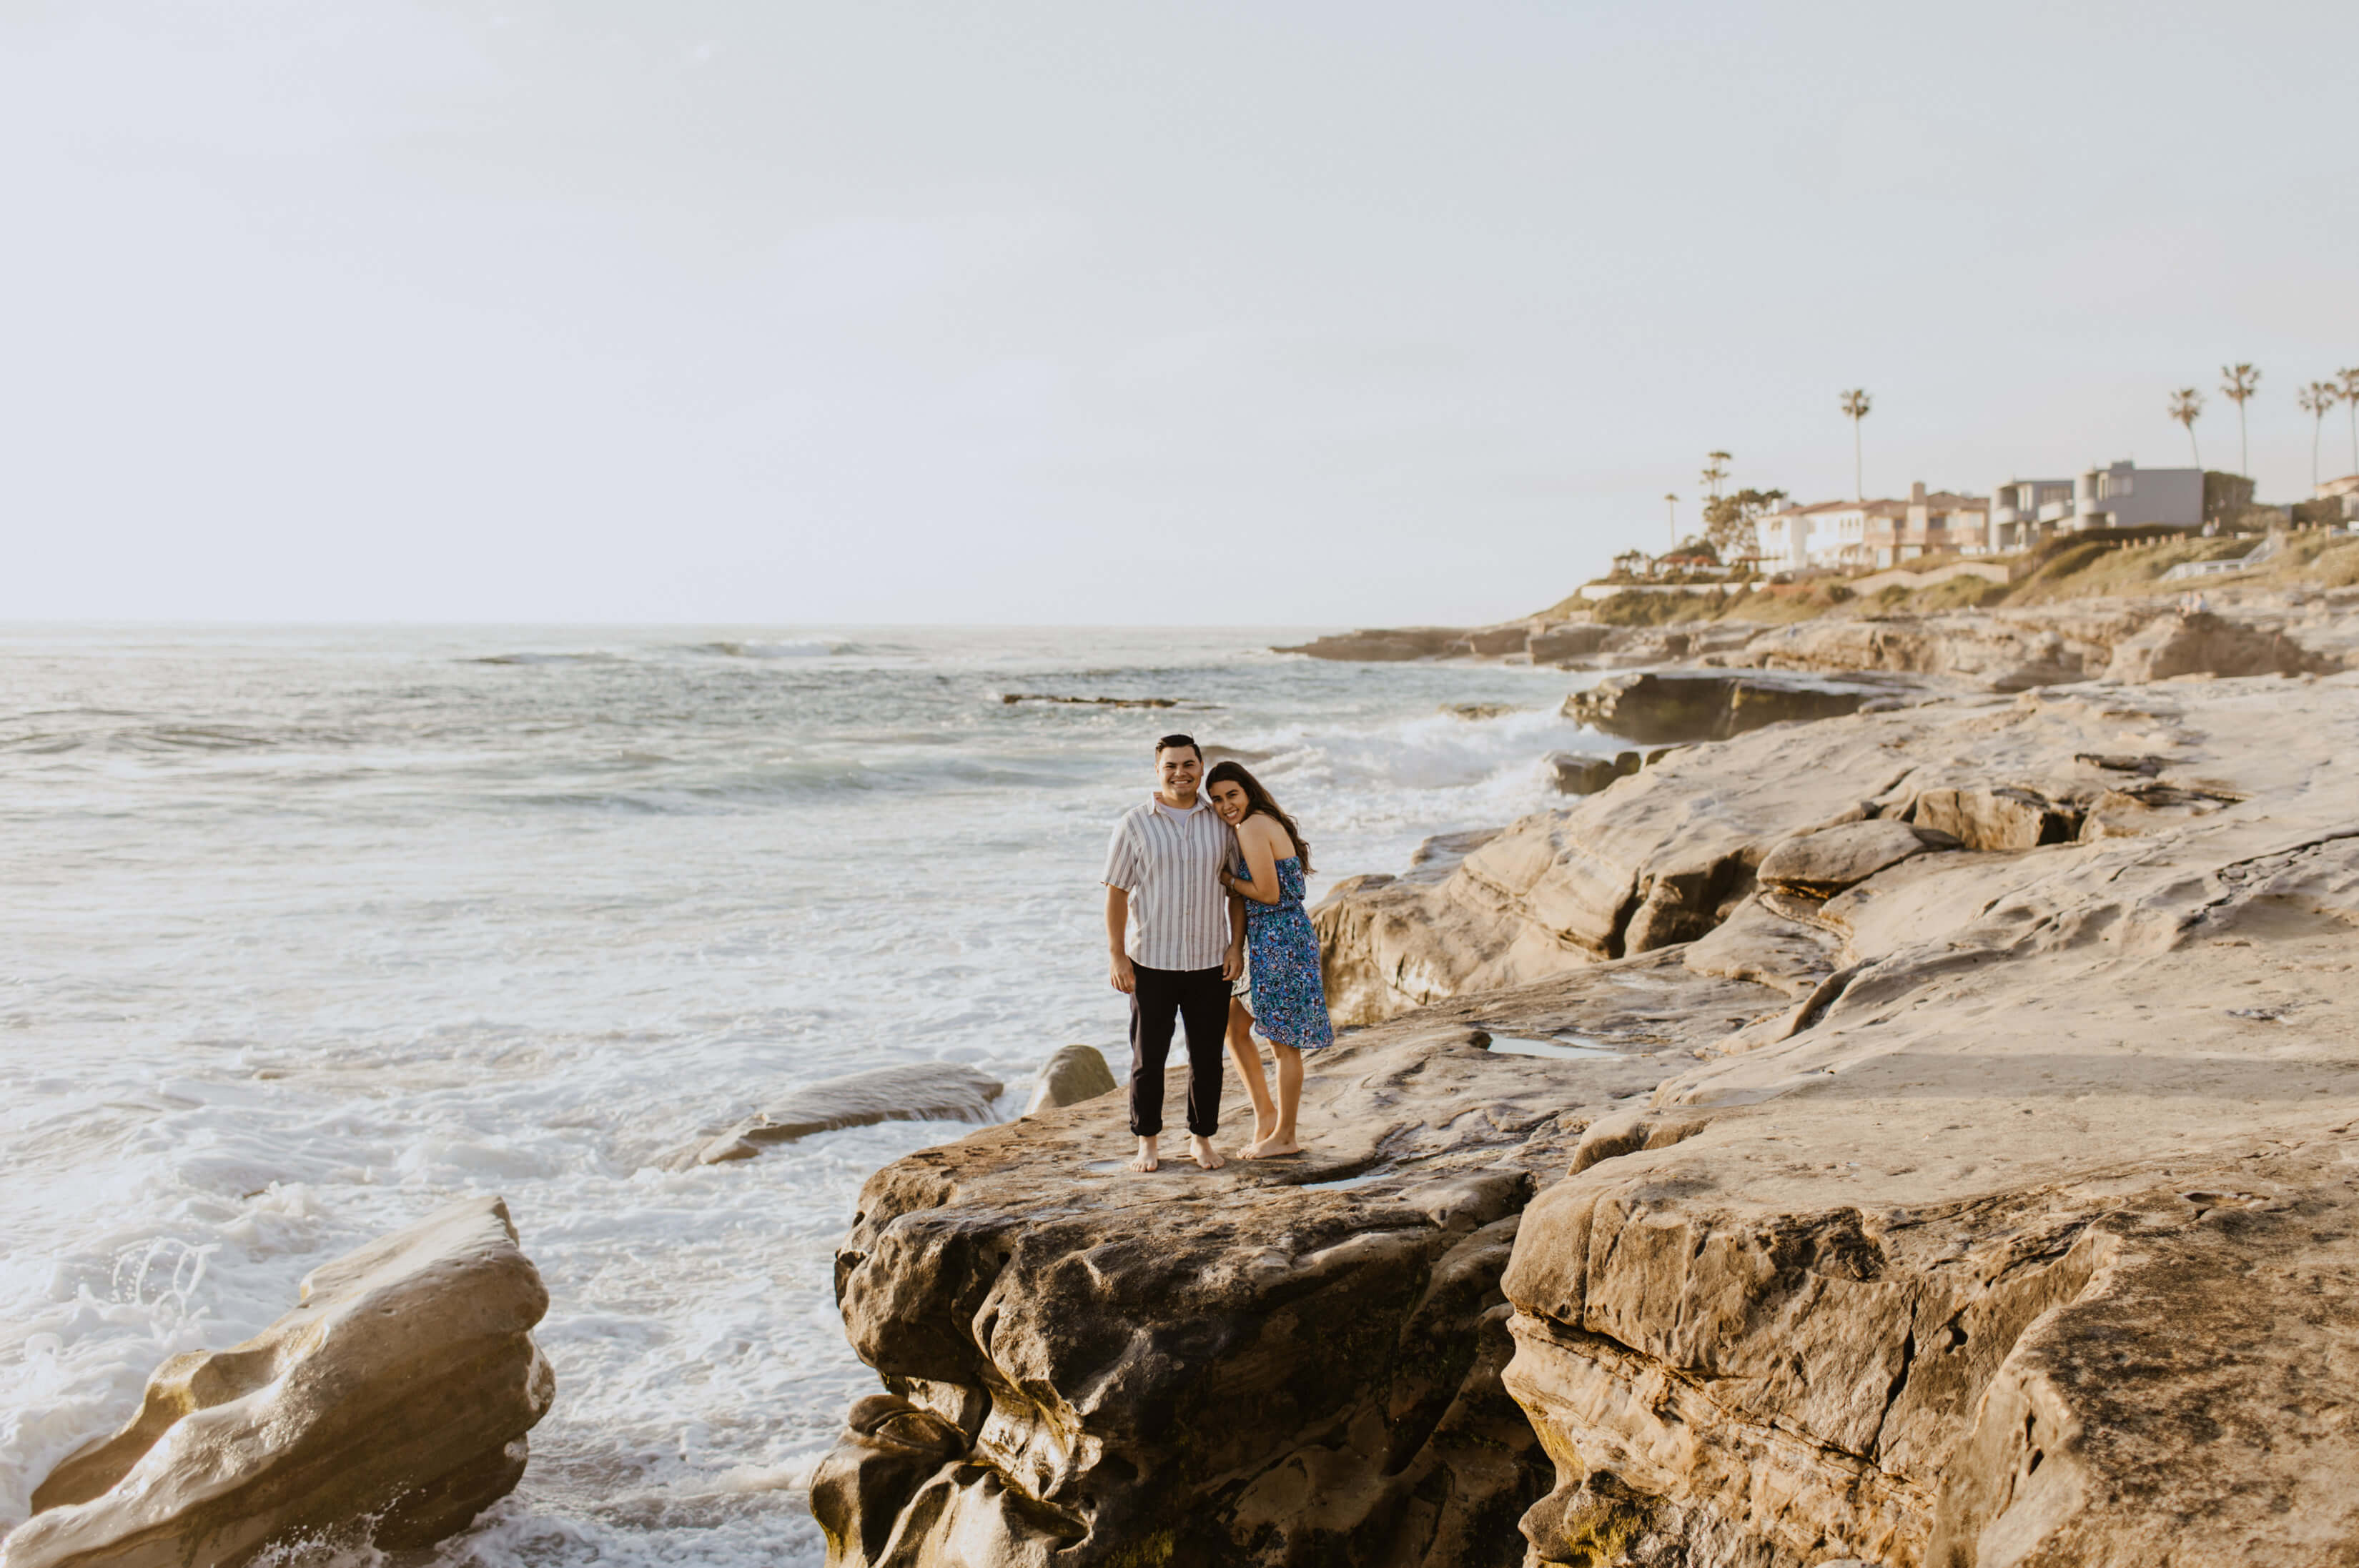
[1203,760,1313,875]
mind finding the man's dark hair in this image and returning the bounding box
[1155,733,1202,760]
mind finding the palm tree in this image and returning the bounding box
[1663,492,1678,550]
[2220,364,2261,477]
[2298,382,2340,490]
[2339,367,2359,477]
[1701,452,1730,502]
[2167,388,2203,468]
[1838,389,1871,500]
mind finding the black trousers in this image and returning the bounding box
[1127,963,1230,1138]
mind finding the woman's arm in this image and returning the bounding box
[1220,818,1287,905]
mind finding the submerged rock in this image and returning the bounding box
[1022,1044,1117,1115]
[670,1063,1005,1168]
[5,1196,552,1568]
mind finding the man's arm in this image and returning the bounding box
[1222,890,1246,982]
[1105,885,1137,993]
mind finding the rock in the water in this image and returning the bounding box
[671,1063,1004,1168]
[1271,627,1467,662]
[1022,1044,1117,1115]
[1546,750,1636,796]
[6,1196,553,1568]
[1564,670,1898,745]
[1756,819,1944,897]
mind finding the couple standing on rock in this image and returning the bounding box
[1102,733,1335,1173]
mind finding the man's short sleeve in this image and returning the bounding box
[1101,817,1141,890]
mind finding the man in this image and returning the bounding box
[1102,733,1245,1172]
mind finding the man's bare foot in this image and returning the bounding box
[1129,1136,1159,1173]
[1190,1134,1225,1171]
[1247,1136,1302,1158]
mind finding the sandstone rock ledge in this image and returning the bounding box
[814,953,1787,1568]
[824,669,2359,1567]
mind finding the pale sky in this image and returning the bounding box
[5,1,2355,625]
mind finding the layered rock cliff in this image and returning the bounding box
[819,666,2359,1567]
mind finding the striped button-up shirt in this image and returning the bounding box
[1102,794,1238,971]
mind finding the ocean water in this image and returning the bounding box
[0,625,1608,1566]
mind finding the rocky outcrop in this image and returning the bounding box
[4,1197,553,1568]
[1564,670,1917,745]
[1313,670,2282,1028]
[2100,607,2338,682]
[1499,672,2359,1568]
[666,1063,1005,1168]
[1272,627,1468,661]
[1023,1045,1116,1114]
[824,665,2359,1568]
[1733,602,2338,689]
[814,958,1791,1568]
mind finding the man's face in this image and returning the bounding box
[1156,746,1202,799]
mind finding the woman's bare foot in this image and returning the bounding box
[1189,1134,1225,1171]
[1129,1136,1160,1173]
[1247,1136,1302,1158]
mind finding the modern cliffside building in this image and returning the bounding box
[1992,461,2202,550]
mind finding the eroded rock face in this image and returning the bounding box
[5,1196,553,1568]
[667,1063,1005,1168]
[1564,670,1905,745]
[1312,674,2291,1027]
[813,953,1789,1568]
[1733,603,2338,690]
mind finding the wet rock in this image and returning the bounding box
[1272,627,1468,662]
[1445,702,1519,720]
[998,693,1205,708]
[1022,1045,1116,1115]
[668,1063,1004,1168]
[6,1197,553,1568]
[1564,670,1900,745]
[1756,820,1946,897]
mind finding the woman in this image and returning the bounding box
[1204,760,1333,1158]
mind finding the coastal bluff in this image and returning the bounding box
[816,660,2359,1567]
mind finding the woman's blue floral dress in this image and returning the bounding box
[1236,852,1334,1050]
